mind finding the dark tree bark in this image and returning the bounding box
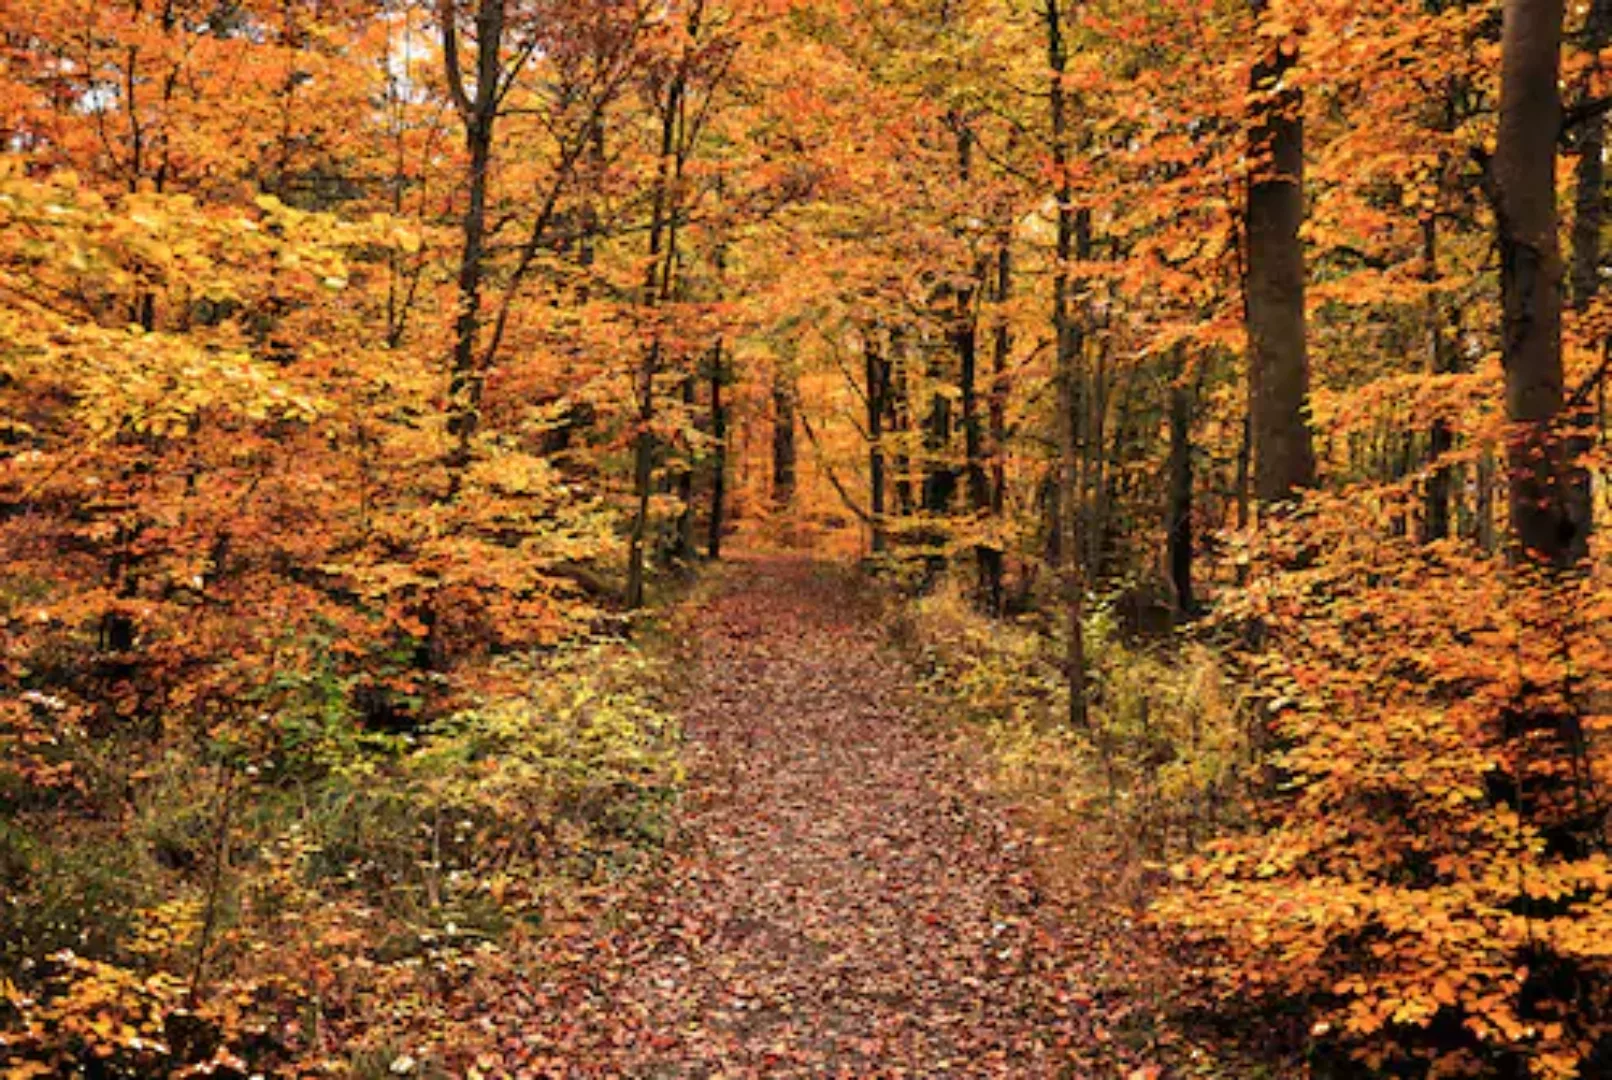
[1048,0,1089,730]
[977,228,1013,613]
[1565,0,1611,556]
[922,344,958,518]
[708,338,728,560]
[1245,2,1317,505]
[1571,0,1612,309]
[865,332,891,554]
[1167,358,1197,620]
[1493,0,1587,566]
[626,3,699,609]
[441,0,506,490]
[946,118,998,605]
[674,369,698,563]
[890,330,915,518]
[772,370,798,507]
[959,284,989,511]
[1422,212,1457,542]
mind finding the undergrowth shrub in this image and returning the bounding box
[905,579,1250,869]
[1158,499,1612,1079]
[0,642,681,1076]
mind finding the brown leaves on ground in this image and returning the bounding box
[433,558,1189,1078]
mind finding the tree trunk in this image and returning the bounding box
[1423,213,1456,542]
[626,16,693,609]
[1048,0,1089,730]
[979,230,1012,613]
[443,0,505,490]
[1571,0,1612,309]
[922,346,957,517]
[1245,3,1317,505]
[1167,358,1196,620]
[675,370,698,562]
[1477,447,1497,552]
[1566,0,1611,556]
[960,285,990,511]
[891,330,915,519]
[866,332,890,554]
[708,338,727,560]
[772,370,798,508]
[1494,0,1586,566]
[1086,344,1109,581]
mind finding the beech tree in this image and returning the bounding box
[1490,0,1589,567]
[1245,0,1317,504]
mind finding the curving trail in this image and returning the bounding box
[502,558,1149,1078]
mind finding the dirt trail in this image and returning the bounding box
[508,558,1137,1078]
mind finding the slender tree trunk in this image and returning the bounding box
[949,119,997,603]
[1235,412,1252,529]
[1048,0,1089,730]
[866,332,890,554]
[979,229,1012,613]
[1086,344,1109,580]
[708,338,727,560]
[1566,0,1611,555]
[1571,0,1612,309]
[960,285,990,512]
[443,0,505,490]
[891,330,915,518]
[1423,213,1456,542]
[1167,355,1196,620]
[772,370,798,508]
[1494,0,1585,567]
[923,346,958,517]
[675,371,698,562]
[1478,447,1498,551]
[1245,1,1317,505]
[626,18,694,610]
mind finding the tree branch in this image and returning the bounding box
[798,409,873,523]
[1562,95,1612,139]
[439,0,473,122]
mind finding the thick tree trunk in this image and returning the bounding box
[1245,4,1317,505]
[1494,0,1586,566]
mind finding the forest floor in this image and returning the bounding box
[440,556,1253,1079]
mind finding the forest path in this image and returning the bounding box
[507,557,1142,1078]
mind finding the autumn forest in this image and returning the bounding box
[1,0,1609,1076]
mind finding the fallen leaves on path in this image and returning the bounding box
[434,559,1187,1078]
